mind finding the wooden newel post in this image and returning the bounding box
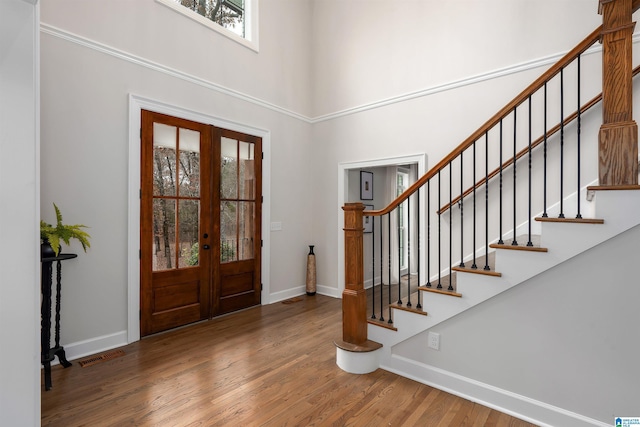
[342,202,367,345]
[598,0,639,185]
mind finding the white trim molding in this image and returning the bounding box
[40,23,303,120]
[127,94,271,344]
[40,22,640,125]
[53,331,128,365]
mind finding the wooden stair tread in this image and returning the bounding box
[535,216,604,224]
[587,184,640,191]
[389,298,428,316]
[418,286,462,298]
[489,242,548,252]
[367,318,398,331]
[490,234,547,252]
[452,265,502,277]
[419,268,458,292]
[334,339,383,353]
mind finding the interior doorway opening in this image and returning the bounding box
[337,154,427,296]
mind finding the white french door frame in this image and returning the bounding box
[337,153,427,296]
[127,94,271,343]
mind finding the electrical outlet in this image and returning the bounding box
[428,331,440,350]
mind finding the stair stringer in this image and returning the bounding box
[368,189,640,364]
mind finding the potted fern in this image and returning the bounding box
[40,203,91,258]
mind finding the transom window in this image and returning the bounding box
[157,0,258,51]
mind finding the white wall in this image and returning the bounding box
[40,0,314,355]
[394,223,640,424]
[0,0,40,424]
[42,0,312,117]
[310,0,601,117]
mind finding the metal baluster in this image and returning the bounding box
[371,215,376,319]
[559,67,565,218]
[397,204,402,305]
[576,55,583,219]
[437,170,442,289]
[484,131,491,269]
[527,95,533,247]
[426,180,431,288]
[498,120,504,244]
[472,142,478,269]
[459,152,465,267]
[512,108,519,246]
[542,82,549,218]
[449,162,454,290]
[407,196,412,307]
[380,215,384,319]
[387,212,393,324]
[416,190,422,309]
[379,215,384,322]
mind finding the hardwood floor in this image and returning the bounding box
[42,295,537,426]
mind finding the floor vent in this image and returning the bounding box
[281,297,303,304]
[78,349,125,368]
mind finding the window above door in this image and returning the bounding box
[156,0,259,52]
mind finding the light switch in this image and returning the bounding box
[270,222,282,231]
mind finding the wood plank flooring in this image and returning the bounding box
[42,295,537,426]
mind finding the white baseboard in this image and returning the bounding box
[316,284,340,298]
[268,286,307,303]
[268,284,341,302]
[49,330,128,366]
[384,354,608,427]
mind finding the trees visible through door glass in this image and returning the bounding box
[221,201,237,262]
[153,123,177,197]
[239,141,254,199]
[178,128,201,197]
[238,201,254,260]
[221,137,238,199]
[219,135,257,264]
[179,199,200,267]
[153,199,176,271]
[152,123,202,271]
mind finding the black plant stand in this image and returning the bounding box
[41,253,76,390]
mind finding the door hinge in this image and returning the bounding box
[261,152,264,160]
[140,128,142,138]
[261,195,263,203]
[139,249,141,259]
[261,240,263,248]
[261,283,263,290]
[139,189,142,199]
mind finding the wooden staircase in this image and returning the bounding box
[337,1,640,425]
[368,186,640,353]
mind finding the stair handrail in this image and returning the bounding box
[365,25,603,217]
[437,63,640,214]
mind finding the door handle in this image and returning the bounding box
[203,244,211,250]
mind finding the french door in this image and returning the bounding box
[140,110,262,336]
